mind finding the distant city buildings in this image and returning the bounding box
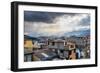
[24,35,90,62]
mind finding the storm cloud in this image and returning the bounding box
[24,11,90,37]
[24,11,76,23]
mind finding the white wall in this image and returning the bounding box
[0,0,99,73]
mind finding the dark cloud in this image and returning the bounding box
[24,11,61,23]
[24,11,76,23]
[24,11,90,26]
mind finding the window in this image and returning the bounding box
[70,45,74,48]
[65,42,67,45]
[52,42,55,46]
[48,42,49,45]
[69,50,72,55]
[60,50,63,53]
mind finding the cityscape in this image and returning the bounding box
[24,11,90,62]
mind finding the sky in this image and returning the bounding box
[24,11,90,37]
